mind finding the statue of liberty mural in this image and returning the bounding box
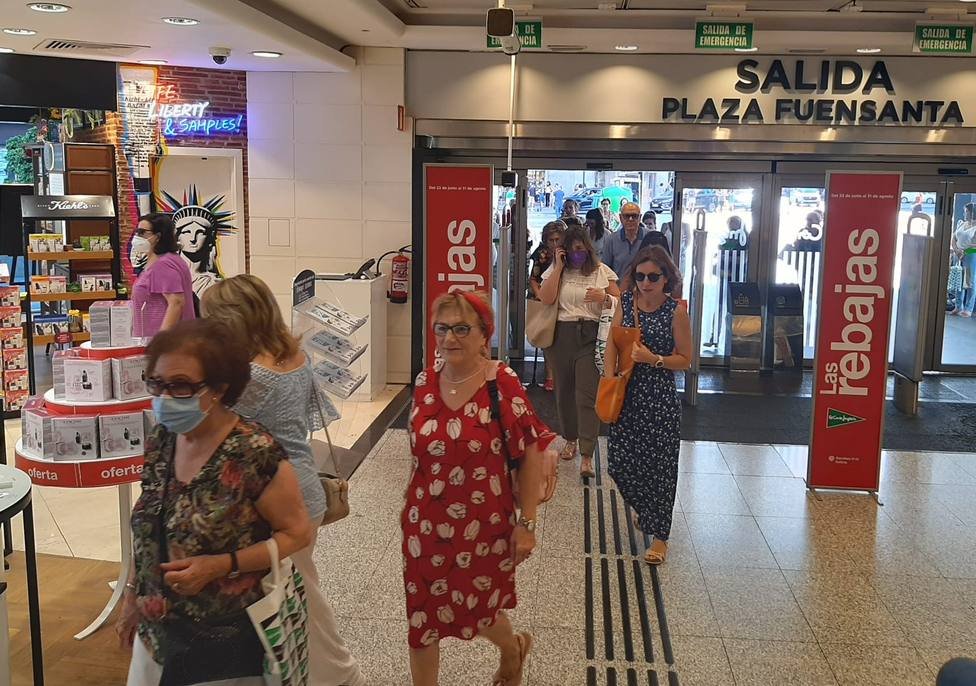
[131,185,237,300]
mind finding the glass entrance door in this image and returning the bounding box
[675,173,764,363]
[937,181,976,369]
[492,170,528,361]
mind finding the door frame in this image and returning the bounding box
[932,178,976,372]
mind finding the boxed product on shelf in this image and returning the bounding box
[307,329,367,368]
[0,307,21,329]
[63,357,113,402]
[98,412,144,458]
[0,285,19,307]
[143,408,157,436]
[5,389,29,412]
[312,359,367,399]
[81,273,113,293]
[52,416,99,461]
[0,327,23,350]
[4,369,29,392]
[82,313,91,333]
[31,277,50,294]
[28,233,64,253]
[32,314,69,337]
[3,347,26,371]
[22,404,56,458]
[49,275,67,293]
[80,235,112,252]
[112,354,148,400]
[52,348,85,398]
[89,301,136,347]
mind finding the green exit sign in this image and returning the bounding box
[695,20,754,50]
[914,23,974,54]
[487,20,543,49]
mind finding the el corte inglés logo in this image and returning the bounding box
[826,408,866,429]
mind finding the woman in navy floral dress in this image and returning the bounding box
[604,247,692,565]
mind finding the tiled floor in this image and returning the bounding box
[5,430,976,684]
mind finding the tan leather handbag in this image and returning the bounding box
[596,293,641,424]
[318,426,350,526]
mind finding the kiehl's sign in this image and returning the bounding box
[663,58,965,126]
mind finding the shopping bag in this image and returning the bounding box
[246,538,310,686]
[525,298,557,349]
[594,295,618,375]
[595,294,641,424]
[949,257,964,294]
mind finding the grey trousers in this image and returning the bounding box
[548,319,601,457]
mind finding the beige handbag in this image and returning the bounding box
[318,426,350,526]
[525,297,558,349]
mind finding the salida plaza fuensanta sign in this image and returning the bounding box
[663,58,966,125]
[808,172,902,492]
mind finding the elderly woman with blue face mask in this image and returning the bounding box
[117,318,312,686]
[537,225,620,478]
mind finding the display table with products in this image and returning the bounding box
[14,340,151,641]
[0,464,43,686]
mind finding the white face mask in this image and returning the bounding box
[131,235,152,256]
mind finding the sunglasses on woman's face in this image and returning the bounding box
[634,271,664,283]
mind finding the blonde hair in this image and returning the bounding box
[430,290,493,357]
[201,274,300,363]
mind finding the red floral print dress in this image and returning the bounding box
[402,363,555,649]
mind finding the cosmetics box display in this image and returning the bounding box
[98,412,144,459]
[5,390,29,412]
[22,406,56,459]
[1,327,24,350]
[0,285,19,307]
[112,355,148,400]
[4,369,30,392]
[3,347,27,371]
[0,307,21,329]
[52,416,99,461]
[63,357,113,402]
[28,233,64,253]
[80,273,113,293]
[80,235,112,252]
[32,314,69,337]
[90,301,136,347]
[52,348,85,398]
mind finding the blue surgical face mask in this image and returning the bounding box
[152,392,211,434]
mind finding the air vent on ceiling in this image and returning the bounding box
[788,48,827,54]
[34,38,148,57]
[548,44,587,52]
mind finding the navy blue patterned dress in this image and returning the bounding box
[608,292,681,541]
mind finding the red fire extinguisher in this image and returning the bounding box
[387,247,411,303]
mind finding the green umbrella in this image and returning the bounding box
[601,186,633,213]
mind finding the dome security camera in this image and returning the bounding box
[209,46,231,65]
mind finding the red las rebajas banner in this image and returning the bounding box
[808,171,902,491]
[423,165,494,367]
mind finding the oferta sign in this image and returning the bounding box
[914,23,974,54]
[695,20,754,50]
[808,172,901,491]
[487,20,543,49]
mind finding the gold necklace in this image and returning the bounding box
[443,364,484,395]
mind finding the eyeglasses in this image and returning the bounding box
[135,229,154,238]
[634,271,664,283]
[146,377,208,398]
[621,213,640,220]
[433,323,473,338]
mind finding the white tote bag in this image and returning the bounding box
[246,538,310,686]
[594,295,618,375]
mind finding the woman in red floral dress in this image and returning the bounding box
[402,291,555,686]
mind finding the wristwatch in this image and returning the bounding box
[516,516,537,533]
[655,355,665,369]
[228,550,241,579]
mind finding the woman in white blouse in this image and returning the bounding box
[538,225,620,478]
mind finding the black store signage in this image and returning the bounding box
[20,195,117,219]
[663,58,965,125]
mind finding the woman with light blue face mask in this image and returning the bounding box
[117,318,313,686]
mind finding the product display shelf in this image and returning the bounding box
[14,438,141,641]
[20,194,122,398]
[27,250,115,262]
[33,332,91,346]
[42,388,151,415]
[29,290,116,303]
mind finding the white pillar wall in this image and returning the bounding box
[246,47,413,384]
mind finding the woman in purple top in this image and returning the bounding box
[131,213,197,339]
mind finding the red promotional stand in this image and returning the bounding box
[14,342,151,640]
